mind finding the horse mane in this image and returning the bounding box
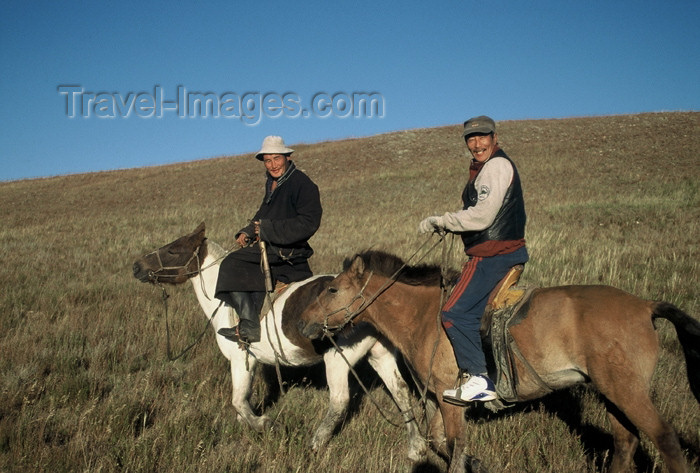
[343,250,459,287]
[205,238,226,260]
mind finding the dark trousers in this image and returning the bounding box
[442,246,529,375]
[215,243,313,296]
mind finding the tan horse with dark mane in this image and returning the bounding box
[298,250,700,473]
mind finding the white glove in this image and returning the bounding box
[418,216,444,234]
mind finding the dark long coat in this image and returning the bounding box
[215,161,322,296]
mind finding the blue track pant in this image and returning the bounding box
[442,246,528,375]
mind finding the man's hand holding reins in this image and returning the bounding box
[418,215,445,234]
[236,221,263,248]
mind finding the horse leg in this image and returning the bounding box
[229,350,271,432]
[604,401,639,473]
[589,324,688,473]
[439,402,471,473]
[310,342,366,451]
[366,337,428,462]
[593,339,688,472]
[613,396,687,473]
[427,400,449,457]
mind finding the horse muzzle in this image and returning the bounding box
[298,320,326,340]
[132,261,154,283]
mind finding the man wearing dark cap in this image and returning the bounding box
[216,135,323,344]
[419,116,528,404]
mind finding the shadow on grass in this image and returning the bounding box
[259,357,381,431]
[256,361,700,472]
[410,461,443,473]
[465,386,700,473]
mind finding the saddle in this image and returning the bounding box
[258,282,289,319]
[477,265,547,410]
[484,265,526,313]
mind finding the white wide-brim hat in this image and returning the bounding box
[254,135,294,160]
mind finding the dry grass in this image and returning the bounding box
[0,112,698,472]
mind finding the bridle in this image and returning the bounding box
[311,231,454,431]
[144,240,234,301]
[315,230,448,337]
[315,270,376,334]
[143,244,203,283]
[141,241,222,361]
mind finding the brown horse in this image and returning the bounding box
[298,250,700,473]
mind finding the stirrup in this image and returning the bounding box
[217,326,251,347]
[454,370,469,388]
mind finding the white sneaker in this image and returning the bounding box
[443,374,497,404]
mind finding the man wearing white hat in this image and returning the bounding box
[215,136,323,344]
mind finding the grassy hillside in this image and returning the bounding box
[1,112,698,472]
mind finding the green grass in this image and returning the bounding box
[0,112,698,472]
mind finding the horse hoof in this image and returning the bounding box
[467,455,488,473]
[408,449,426,463]
[260,416,273,431]
[407,439,428,462]
[309,433,330,451]
[248,415,272,433]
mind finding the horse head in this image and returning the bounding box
[132,222,208,285]
[299,249,453,340]
[299,254,374,339]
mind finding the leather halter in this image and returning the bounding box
[144,244,202,283]
[315,271,387,335]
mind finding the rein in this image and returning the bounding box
[314,231,454,432]
[158,282,223,361]
[146,241,231,360]
[323,330,415,428]
[318,231,447,334]
[146,239,290,388]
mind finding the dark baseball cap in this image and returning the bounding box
[462,116,496,137]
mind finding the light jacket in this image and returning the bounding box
[439,149,526,256]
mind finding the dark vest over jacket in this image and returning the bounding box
[460,149,526,251]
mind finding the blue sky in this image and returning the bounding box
[1,0,698,182]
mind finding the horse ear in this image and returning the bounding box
[189,222,206,244]
[350,255,365,277]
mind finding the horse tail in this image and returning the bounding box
[652,301,700,402]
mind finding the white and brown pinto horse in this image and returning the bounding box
[132,225,425,460]
[298,250,700,473]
